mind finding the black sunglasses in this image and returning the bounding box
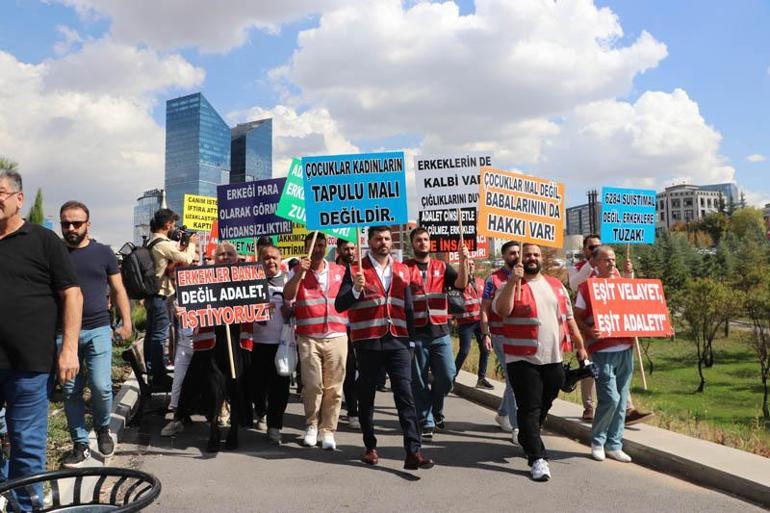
[61,221,87,229]
[587,244,601,251]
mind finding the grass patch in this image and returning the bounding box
[452,329,770,457]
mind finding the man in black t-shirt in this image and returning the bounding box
[58,201,133,468]
[0,168,81,505]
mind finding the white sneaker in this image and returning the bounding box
[511,428,520,446]
[255,416,268,431]
[267,428,281,444]
[495,414,513,432]
[591,444,606,461]
[160,420,184,437]
[606,449,632,462]
[348,416,361,430]
[321,432,336,450]
[303,425,318,447]
[530,458,551,481]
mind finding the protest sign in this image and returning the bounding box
[600,187,656,244]
[302,152,408,230]
[217,178,293,239]
[449,234,489,263]
[587,278,673,338]
[183,194,218,231]
[478,167,564,248]
[272,224,311,259]
[276,158,357,242]
[414,153,492,210]
[175,262,271,330]
[418,208,477,252]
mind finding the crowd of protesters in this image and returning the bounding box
[0,167,656,501]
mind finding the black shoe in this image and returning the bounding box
[421,426,434,441]
[476,377,494,390]
[376,385,389,393]
[434,416,446,430]
[62,443,91,468]
[97,428,115,456]
[151,374,173,393]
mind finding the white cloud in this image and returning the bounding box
[227,104,359,175]
[0,44,204,247]
[277,0,667,151]
[54,0,345,52]
[747,153,767,163]
[535,89,735,202]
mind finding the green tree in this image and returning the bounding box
[0,156,18,171]
[679,278,741,392]
[698,212,729,245]
[729,207,766,242]
[743,280,770,420]
[27,188,44,225]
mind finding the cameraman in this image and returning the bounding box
[145,209,197,389]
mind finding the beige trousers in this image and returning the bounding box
[297,334,348,434]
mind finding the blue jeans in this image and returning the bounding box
[591,348,634,451]
[491,335,518,428]
[56,326,114,444]
[144,295,170,379]
[412,334,456,428]
[454,321,489,379]
[0,370,51,510]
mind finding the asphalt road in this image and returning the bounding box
[111,389,765,513]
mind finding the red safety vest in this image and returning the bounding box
[404,258,449,327]
[455,277,484,325]
[192,324,255,352]
[349,257,410,342]
[576,280,633,353]
[486,268,510,336]
[294,262,348,337]
[501,275,572,356]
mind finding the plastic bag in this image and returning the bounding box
[275,322,298,377]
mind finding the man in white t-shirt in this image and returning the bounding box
[494,243,586,482]
[574,245,634,463]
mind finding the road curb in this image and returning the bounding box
[452,369,770,508]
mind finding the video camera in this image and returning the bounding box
[169,225,192,246]
[561,359,599,393]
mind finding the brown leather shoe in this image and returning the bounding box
[582,407,594,422]
[361,448,378,465]
[404,451,435,470]
[625,409,654,426]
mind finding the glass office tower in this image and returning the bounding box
[165,93,230,215]
[230,119,272,183]
[133,188,164,246]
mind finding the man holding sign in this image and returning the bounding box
[574,245,635,463]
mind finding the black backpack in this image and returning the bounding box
[121,239,163,300]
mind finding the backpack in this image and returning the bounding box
[121,239,163,300]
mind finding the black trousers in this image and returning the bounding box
[248,344,290,429]
[356,346,421,455]
[507,360,565,465]
[343,340,358,416]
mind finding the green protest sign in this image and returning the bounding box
[276,158,357,242]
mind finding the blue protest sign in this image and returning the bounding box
[217,178,293,239]
[600,186,656,244]
[302,151,408,230]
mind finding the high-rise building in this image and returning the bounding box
[566,203,601,236]
[230,119,272,183]
[165,93,230,215]
[133,188,164,246]
[699,183,740,207]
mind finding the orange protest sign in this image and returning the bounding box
[587,278,674,338]
[478,167,564,248]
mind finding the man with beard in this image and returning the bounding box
[336,238,360,430]
[335,226,433,470]
[58,201,133,467]
[494,243,587,481]
[481,241,520,437]
[405,228,468,439]
[284,232,349,450]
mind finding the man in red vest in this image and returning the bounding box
[453,259,493,389]
[335,226,434,470]
[405,227,468,440]
[284,232,348,451]
[336,238,361,430]
[494,242,587,481]
[574,245,635,463]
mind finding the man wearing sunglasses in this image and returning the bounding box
[0,167,81,507]
[58,201,133,467]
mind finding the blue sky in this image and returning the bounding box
[0,0,768,245]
